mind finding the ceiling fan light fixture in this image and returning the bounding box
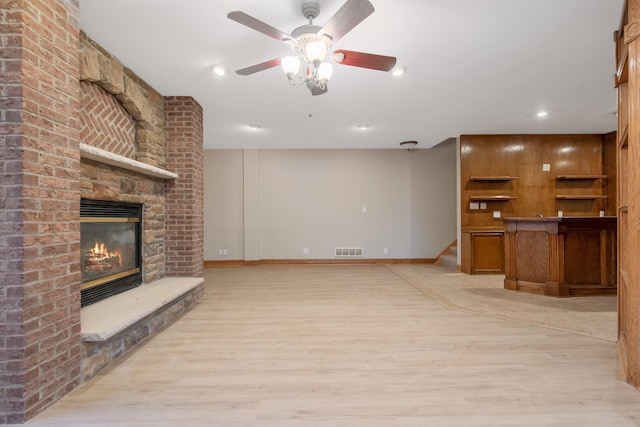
[281,56,301,80]
[317,62,333,82]
[305,40,329,63]
[228,0,396,96]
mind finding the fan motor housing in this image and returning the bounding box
[301,2,321,20]
[291,24,332,53]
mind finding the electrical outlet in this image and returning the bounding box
[493,211,501,219]
[218,249,223,256]
[303,248,309,255]
[383,248,389,255]
[223,249,228,256]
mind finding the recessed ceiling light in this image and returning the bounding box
[212,65,227,77]
[248,124,262,130]
[357,124,370,130]
[536,110,548,118]
[392,66,407,77]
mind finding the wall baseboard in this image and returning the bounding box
[204,258,437,268]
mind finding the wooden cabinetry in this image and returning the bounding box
[461,228,504,274]
[460,134,616,276]
[503,217,616,297]
[615,0,640,389]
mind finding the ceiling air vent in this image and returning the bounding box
[335,247,363,257]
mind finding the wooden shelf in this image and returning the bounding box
[469,195,517,201]
[469,176,518,181]
[556,175,607,180]
[555,195,607,200]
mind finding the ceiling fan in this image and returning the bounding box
[227,0,397,96]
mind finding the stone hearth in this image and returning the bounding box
[81,277,204,381]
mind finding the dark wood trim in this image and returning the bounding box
[204,258,437,268]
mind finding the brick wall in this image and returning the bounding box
[0,0,82,423]
[79,81,136,158]
[0,0,27,421]
[0,5,204,423]
[164,97,204,278]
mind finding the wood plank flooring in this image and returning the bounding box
[21,265,640,426]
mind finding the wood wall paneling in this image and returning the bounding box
[605,131,618,215]
[617,0,640,388]
[461,134,616,278]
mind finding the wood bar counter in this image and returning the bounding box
[503,216,616,297]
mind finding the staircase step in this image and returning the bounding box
[439,254,458,270]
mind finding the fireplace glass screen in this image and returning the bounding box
[80,199,142,306]
[81,221,138,283]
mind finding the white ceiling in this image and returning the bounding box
[78,0,623,150]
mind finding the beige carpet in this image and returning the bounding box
[388,264,617,342]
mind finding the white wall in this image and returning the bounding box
[203,144,457,261]
[203,150,244,260]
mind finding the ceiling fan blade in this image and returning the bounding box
[319,0,375,43]
[228,11,291,43]
[333,49,397,71]
[311,85,328,96]
[236,58,281,76]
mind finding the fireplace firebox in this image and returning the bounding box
[80,199,142,306]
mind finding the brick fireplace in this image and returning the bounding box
[0,1,204,423]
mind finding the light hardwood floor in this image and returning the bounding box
[21,265,640,426]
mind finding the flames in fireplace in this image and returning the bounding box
[80,220,138,285]
[80,199,142,306]
[84,241,122,271]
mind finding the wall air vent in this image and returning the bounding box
[335,247,364,257]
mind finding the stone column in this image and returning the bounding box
[0,0,82,423]
[164,97,204,278]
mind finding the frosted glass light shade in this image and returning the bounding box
[317,62,333,81]
[281,56,301,75]
[305,41,328,62]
